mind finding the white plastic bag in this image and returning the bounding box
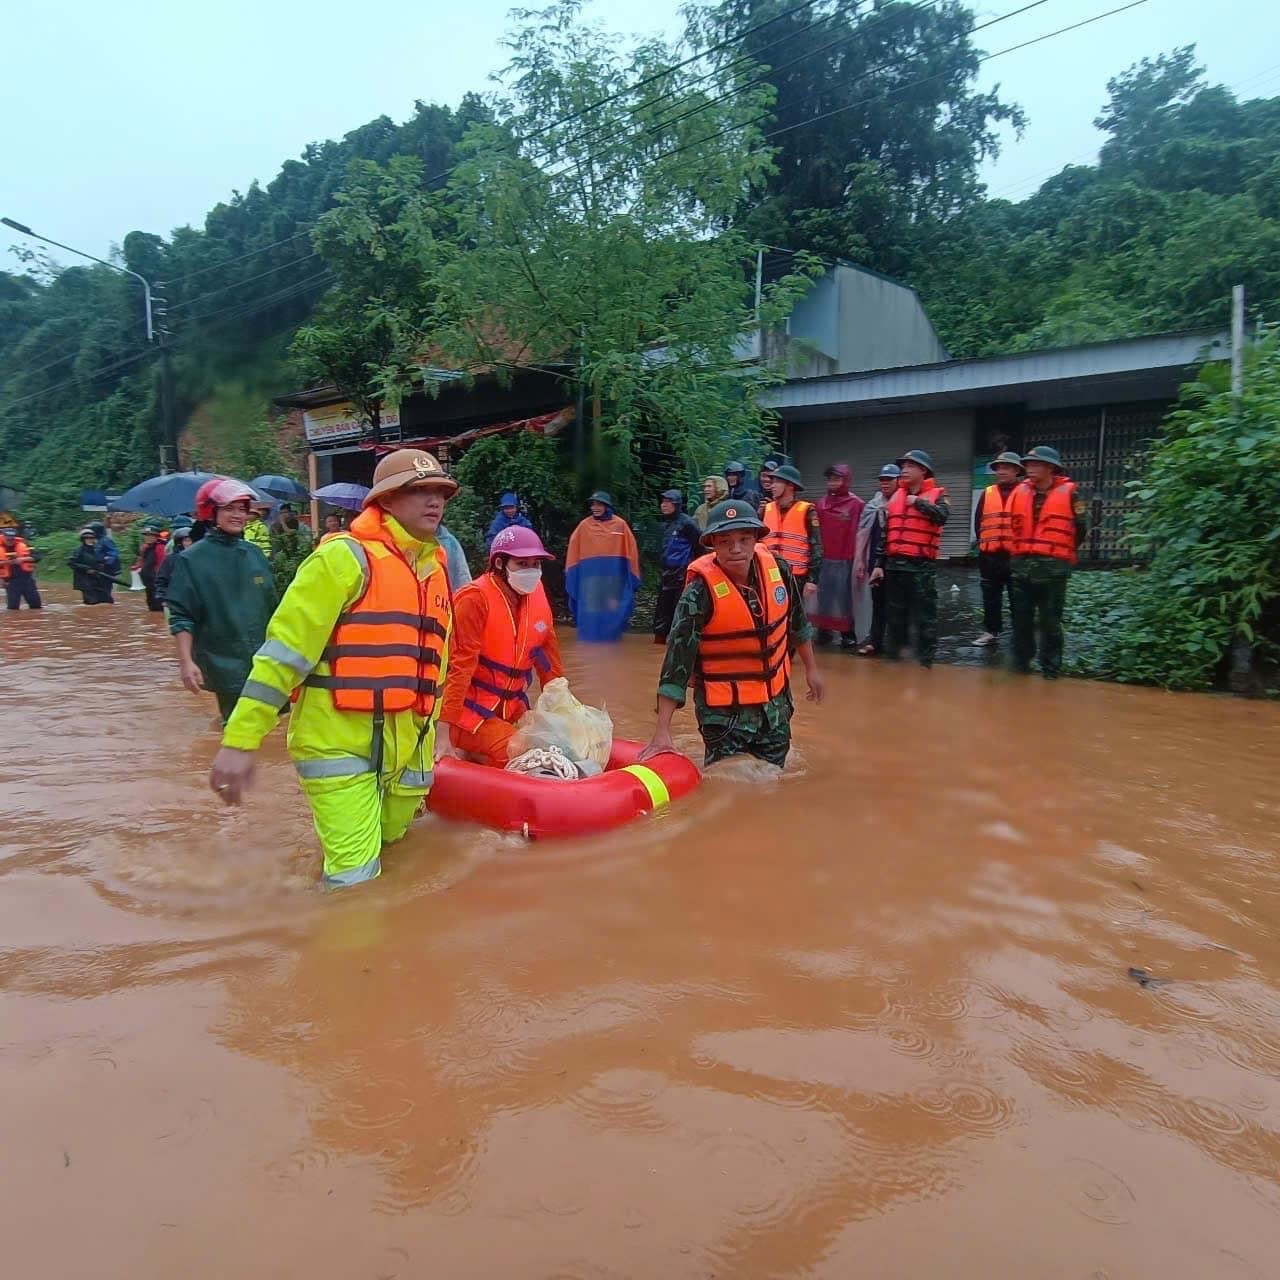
[508,677,612,767]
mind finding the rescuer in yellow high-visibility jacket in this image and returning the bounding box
[209,449,459,887]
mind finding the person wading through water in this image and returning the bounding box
[641,499,824,769]
[209,449,458,887]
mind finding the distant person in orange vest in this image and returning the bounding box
[438,525,565,767]
[641,499,823,769]
[971,450,1026,648]
[1,525,41,610]
[761,464,822,607]
[1009,446,1089,679]
[870,449,949,667]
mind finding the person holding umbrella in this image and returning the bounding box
[165,478,278,722]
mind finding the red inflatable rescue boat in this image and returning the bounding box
[428,740,701,838]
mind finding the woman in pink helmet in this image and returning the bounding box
[438,524,565,767]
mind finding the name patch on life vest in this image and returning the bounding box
[767,566,782,583]
[713,581,731,598]
[774,585,787,605]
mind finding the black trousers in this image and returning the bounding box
[5,573,42,609]
[653,584,682,638]
[978,551,1013,634]
[868,581,886,651]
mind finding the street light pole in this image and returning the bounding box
[2,216,179,470]
[2,217,157,342]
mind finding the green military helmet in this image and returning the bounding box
[700,498,768,545]
[768,463,804,492]
[989,450,1026,473]
[1022,445,1065,470]
[139,517,167,533]
[896,448,935,475]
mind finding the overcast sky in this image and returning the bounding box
[2,0,1276,268]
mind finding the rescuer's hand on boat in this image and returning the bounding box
[209,746,256,805]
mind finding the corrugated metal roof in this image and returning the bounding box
[762,329,1228,413]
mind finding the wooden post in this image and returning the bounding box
[307,449,319,534]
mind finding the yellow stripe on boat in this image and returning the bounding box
[621,764,671,811]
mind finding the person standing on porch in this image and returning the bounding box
[971,451,1026,648]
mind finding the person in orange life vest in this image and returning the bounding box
[209,449,457,888]
[971,450,1026,647]
[438,524,565,768]
[1,525,42,610]
[761,464,822,607]
[640,499,823,770]
[869,448,949,667]
[1009,445,1089,680]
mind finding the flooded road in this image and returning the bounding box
[4,584,1280,1278]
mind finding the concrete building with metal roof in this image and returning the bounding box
[761,328,1230,561]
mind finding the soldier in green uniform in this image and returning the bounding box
[870,449,950,667]
[1009,445,1089,679]
[640,500,824,768]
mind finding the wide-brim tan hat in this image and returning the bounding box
[363,449,460,507]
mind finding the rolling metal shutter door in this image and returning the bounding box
[784,410,974,558]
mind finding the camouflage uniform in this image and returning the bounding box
[1010,486,1089,679]
[879,492,950,666]
[657,557,813,767]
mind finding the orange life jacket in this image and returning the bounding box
[0,536,35,579]
[1010,477,1078,564]
[885,481,945,560]
[454,572,555,734]
[762,499,814,577]
[686,546,791,708]
[978,484,1018,554]
[303,506,451,715]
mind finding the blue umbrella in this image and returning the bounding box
[312,482,370,513]
[250,473,309,503]
[109,471,224,518]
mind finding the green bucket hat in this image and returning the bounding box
[1022,445,1064,471]
[896,449,935,475]
[700,499,768,545]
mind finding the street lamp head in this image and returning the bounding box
[1,217,34,235]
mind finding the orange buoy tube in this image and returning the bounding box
[428,739,701,838]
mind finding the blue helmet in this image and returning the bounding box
[878,463,902,479]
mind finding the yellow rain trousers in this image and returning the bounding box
[222,515,449,886]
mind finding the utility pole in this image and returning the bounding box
[1,216,171,464]
[1231,284,1245,408]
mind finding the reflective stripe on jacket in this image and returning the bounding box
[454,573,553,734]
[1011,477,1078,564]
[303,508,450,716]
[685,547,790,708]
[978,484,1017,554]
[885,483,945,560]
[762,500,814,576]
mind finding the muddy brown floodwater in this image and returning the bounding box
[4,584,1280,1278]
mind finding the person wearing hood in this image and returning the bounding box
[654,488,703,643]
[439,524,565,767]
[565,491,641,643]
[87,521,121,579]
[722,462,761,515]
[870,449,949,667]
[811,463,864,645]
[68,527,116,604]
[244,502,275,560]
[853,464,900,654]
[971,451,1026,647]
[165,477,278,722]
[693,475,728,529]
[154,524,192,610]
[135,519,168,612]
[1,525,42,610]
[210,450,458,887]
[485,491,533,551]
[437,523,473,588]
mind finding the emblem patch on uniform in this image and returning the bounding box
[412,454,436,477]
[724,506,738,518]
[713,581,731,598]
[773,585,787,604]
[534,620,548,632]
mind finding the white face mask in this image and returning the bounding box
[507,567,542,596]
